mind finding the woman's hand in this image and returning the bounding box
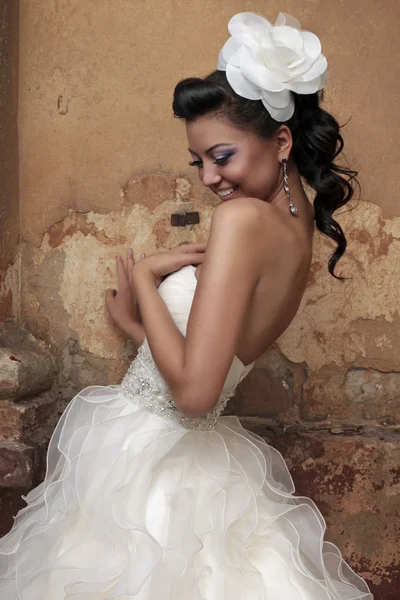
[105,250,145,347]
[131,242,206,286]
[105,243,206,346]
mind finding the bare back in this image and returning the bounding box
[196,197,315,366]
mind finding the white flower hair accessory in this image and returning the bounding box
[217,12,328,122]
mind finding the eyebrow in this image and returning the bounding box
[188,143,235,156]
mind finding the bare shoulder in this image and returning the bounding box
[211,197,273,241]
[209,199,267,260]
[212,197,296,254]
[212,196,267,223]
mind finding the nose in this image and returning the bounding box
[200,162,222,187]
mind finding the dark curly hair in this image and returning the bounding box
[172,70,359,278]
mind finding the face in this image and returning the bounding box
[186,115,283,203]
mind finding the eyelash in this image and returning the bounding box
[188,155,232,168]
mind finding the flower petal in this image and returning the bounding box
[301,31,321,62]
[244,29,274,56]
[288,52,313,76]
[259,47,285,71]
[217,50,227,70]
[220,36,244,63]
[295,55,328,82]
[285,74,325,94]
[218,11,328,107]
[228,12,272,37]
[272,45,304,74]
[241,52,284,92]
[226,63,263,100]
[261,88,292,109]
[273,26,303,54]
[262,95,295,121]
[274,12,301,30]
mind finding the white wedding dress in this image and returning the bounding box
[0,265,372,599]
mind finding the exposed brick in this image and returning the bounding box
[0,441,46,488]
[345,368,400,424]
[301,365,347,422]
[0,323,55,401]
[300,365,400,426]
[264,432,400,600]
[227,344,306,419]
[0,394,56,441]
[351,316,400,373]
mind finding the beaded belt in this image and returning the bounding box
[120,344,234,431]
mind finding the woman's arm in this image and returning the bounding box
[105,253,146,348]
[132,198,267,417]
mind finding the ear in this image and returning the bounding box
[275,125,293,161]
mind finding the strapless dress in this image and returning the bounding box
[0,265,372,599]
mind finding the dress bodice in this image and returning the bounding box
[121,265,255,429]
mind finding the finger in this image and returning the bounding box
[177,242,207,253]
[126,248,135,285]
[126,248,135,266]
[179,252,206,265]
[115,256,129,287]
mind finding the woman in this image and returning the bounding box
[0,12,372,600]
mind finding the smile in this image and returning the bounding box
[216,185,239,198]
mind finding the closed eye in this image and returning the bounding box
[189,154,233,168]
[214,156,230,165]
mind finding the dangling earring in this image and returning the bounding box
[282,158,298,216]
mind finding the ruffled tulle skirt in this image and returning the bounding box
[0,384,372,599]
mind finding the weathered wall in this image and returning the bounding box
[5,0,400,596]
[0,0,19,321]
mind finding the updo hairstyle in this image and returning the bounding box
[173,70,359,278]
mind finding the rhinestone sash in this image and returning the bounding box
[120,344,235,430]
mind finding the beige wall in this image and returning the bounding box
[10,1,400,595]
[18,0,400,384]
[0,0,19,320]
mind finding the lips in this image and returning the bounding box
[216,185,239,198]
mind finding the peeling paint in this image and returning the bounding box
[23,176,213,370]
[46,211,124,248]
[279,201,400,372]
[1,3,398,596]
[22,182,400,424]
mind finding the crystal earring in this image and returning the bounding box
[282,158,298,216]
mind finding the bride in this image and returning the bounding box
[0,12,372,600]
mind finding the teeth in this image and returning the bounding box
[218,186,237,197]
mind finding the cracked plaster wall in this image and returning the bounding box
[13,1,400,596]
